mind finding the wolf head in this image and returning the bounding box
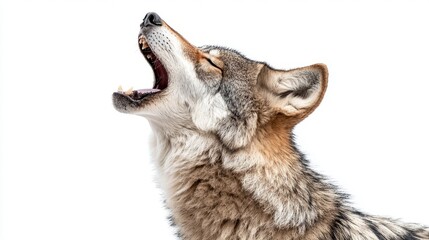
[113,12,328,150]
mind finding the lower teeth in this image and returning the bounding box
[125,87,134,95]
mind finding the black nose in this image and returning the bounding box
[141,12,162,28]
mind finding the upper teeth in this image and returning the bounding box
[139,36,149,49]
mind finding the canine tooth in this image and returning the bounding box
[118,85,123,92]
[125,87,133,95]
[139,36,149,49]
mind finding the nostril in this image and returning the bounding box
[142,12,162,27]
[148,14,155,23]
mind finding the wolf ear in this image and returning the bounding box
[258,64,328,121]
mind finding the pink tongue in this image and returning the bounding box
[136,89,161,94]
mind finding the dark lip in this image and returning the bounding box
[115,90,161,102]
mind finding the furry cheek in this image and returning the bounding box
[191,93,230,132]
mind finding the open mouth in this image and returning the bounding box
[116,35,169,101]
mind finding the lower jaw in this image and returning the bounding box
[116,87,161,101]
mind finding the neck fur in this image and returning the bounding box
[149,114,339,233]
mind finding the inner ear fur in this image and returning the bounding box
[258,63,328,122]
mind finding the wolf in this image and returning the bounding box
[113,12,429,240]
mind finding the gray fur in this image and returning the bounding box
[113,13,429,240]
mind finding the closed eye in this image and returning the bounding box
[205,58,222,72]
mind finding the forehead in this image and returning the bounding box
[199,45,263,76]
[200,46,254,62]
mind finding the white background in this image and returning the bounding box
[1,0,429,239]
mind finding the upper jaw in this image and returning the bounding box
[138,34,169,91]
[112,13,170,113]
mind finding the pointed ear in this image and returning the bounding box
[258,63,328,121]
